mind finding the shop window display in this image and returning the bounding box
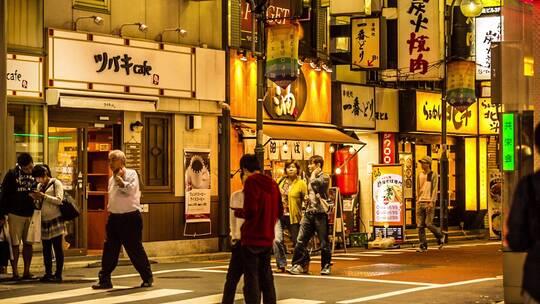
[8,104,44,164]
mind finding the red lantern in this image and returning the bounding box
[334,147,358,196]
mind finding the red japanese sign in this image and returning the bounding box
[381,133,396,164]
[398,0,442,80]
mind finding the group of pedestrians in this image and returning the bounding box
[0,150,153,289]
[222,154,333,303]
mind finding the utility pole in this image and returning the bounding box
[0,0,7,177]
[249,0,267,168]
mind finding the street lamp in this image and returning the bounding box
[460,0,484,17]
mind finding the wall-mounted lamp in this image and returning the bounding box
[130,121,144,133]
[335,167,342,175]
[305,143,313,154]
[329,145,335,153]
[119,22,148,37]
[158,27,188,41]
[460,0,483,18]
[348,146,356,154]
[237,49,248,62]
[73,15,103,31]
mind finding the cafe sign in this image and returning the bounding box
[6,54,43,98]
[416,91,478,135]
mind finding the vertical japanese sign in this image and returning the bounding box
[340,84,376,129]
[372,164,404,241]
[475,16,501,80]
[501,113,515,171]
[398,0,442,80]
[266,23,301,89]
[184,149,211,222]
[446,60,477,112]
[351,17,381,69]
[380,133,396,164]
[479,98,502,135]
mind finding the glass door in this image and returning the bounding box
[47,127,87,254]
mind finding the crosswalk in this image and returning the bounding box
[0,285,328,304]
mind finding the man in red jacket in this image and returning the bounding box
[236,154,282,304]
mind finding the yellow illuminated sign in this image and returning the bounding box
[479,138,488,210]
[479,98,502,135]
[416,92,478,135]
[524,56,534,77]
[465,137,477,211]
[483,0,502,7]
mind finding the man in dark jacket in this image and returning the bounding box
[289,155,332,275]
[507,123,540,303]
[0,153,36,280]
[236,154,282,304]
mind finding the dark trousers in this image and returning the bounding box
[42,235,64,277]
[222,242,243,304]
[416,202,443,248]
[281,216,300,248]
[242,245,276,304]
[98,211,152,283]
[291,212,331,269]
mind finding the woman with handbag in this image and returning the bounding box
[29,164,64,283]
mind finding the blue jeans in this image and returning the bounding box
[273,216,300,268]
[291,212,331,269]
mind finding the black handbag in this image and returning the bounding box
[53,181,80,221]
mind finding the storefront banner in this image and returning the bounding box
[416,91,478,135]
[398,0,443,80]
[303,142,314,159]
[279,141,291,160]
[487,169,502,239]
[340,84,376,129]
[372,164,404,226]
[184,149,211,222]
[6,54,43,97]
[399,154,414,199]
[446,60,477,112]
[380,133,396,164]
[266,24,300,89]
[479,98,502,135]
[475,16,501,80]
[351,17,382,69]
[268,140,280,160]
[375,87,399,132]
[291,141,303,160]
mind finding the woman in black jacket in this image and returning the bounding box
[507,123,540,303]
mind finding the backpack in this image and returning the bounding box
[52,180,80,221]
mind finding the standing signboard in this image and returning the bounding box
[184,149,212,236]
[372,164,405,242]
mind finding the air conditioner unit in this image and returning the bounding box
[186,115,202,130]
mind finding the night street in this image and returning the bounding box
[0,241,503,304]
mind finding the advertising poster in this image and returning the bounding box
[265,23,301,89]
[184,149,211,223]
[487,169,502,239]
[372,164,405,241]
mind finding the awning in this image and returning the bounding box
[240,122,362,144]
[46,89,158,112]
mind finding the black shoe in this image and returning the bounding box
[141,277,153,288]
[92,281,113,289]
[51,275,63,283]
[40,274,54,282]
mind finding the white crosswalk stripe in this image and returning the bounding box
[1,286,131,304]
[64,288,192,304]
[277,299,325,304]
[160,293,243,304]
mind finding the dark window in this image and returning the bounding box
[143,114,172,190]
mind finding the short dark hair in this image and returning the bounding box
[309,155,324,168]
[534,123,540,152]
[32,164,51,178]
[284,160,301,175]
[240,154,261,173]
[17,153,33,167]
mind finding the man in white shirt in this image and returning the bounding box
[416,156,446,252]
[222,172,245,304]
[92,150,153,289]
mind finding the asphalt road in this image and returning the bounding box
[0,241,504,303]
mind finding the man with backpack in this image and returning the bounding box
[416,156,447,252]
[0,153,37,280]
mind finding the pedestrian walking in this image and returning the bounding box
[273,160,307,273]
[236,154,281,304]
[415,156,447,253]
[288,155,332,276]
[506,123,540,304]
[222,172,246,304]
[0,153,37,280]
[29,164,65,282]
[92,150,153,289]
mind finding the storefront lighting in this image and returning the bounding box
[305,144,313,154]
[13,133,72,140]
[329,145,335,153]
[73,15,103,31]
[348,146,355,154]
[129,121,144,133]
[158,27,188,41]
[460,0,484,18]
[335,167,342,175]
[119,22,148,37]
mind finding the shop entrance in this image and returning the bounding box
[48,124,120,254]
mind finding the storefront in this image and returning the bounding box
[399,90,498,231]
[44,29,225,255]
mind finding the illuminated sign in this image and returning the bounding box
[465,138,477,211]
[416,91,478,134]
[501,113,515,171]
[476,16,501,80]
[351,17,383,69]
[381,133,396,164]
[479,98,502,135]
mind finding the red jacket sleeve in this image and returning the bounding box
[243,178,258,220]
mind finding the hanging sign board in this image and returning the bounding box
[351,17,386,69]
[446,60,477,112]
[372,164,405,242]
[475,16,501,80]
[333,83,376,129]
[501,113,516,172]
[6,54,43,98]
[266,23,301,89]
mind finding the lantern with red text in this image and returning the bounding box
[334,147,359,196]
